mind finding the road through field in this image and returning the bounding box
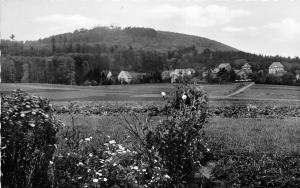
[226,82,255,97]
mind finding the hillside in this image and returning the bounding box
[23,26,238,52]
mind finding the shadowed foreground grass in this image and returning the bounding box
[56,114,299,154]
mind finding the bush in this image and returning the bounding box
[1,90,61,188]
[91,80,98,86]
[82,80,91,86]
[122,84,211,187]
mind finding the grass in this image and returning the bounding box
[56,114,300,154]
[234,84,300,100]
[205,117,299,154]
[1,83,241,102]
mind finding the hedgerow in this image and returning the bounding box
[1,90,61,188]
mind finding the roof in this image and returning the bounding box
[234,69,246,75]
[118,71,147,78]
[269,62,284,68]
[242,63,251,68]
[118,71,132,78]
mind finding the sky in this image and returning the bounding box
[1,0,300,57]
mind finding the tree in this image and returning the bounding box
[51,36,56,53]
[9,34,15,41]
[21,63,29,83]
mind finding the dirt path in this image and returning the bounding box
[226,82,255,97]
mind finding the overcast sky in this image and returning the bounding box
[1,0,300,57]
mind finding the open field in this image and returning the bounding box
[0,83,244,102]
[56,114,300,154]
[2,83,300,108]
[233,84,300,100]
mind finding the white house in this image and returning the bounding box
[161,70,172,81]
[118,71,133,84]
[106,71,113,79]
[269,62,285,75]
[118,71,147,84]
[241,63,252,74]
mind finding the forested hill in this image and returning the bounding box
[1,26,237,55]
[1,26,300,86]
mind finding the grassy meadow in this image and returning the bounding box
[56,114,300,155]
[0,82,243,102]
[2,82,300,187]
[2,82,299,153]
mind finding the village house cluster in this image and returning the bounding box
[104,61,300,85]
[202,63,253,82]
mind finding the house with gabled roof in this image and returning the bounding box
[118,71,147,84]
[269,62,285,75]
[241,63,252,74]
[234,69,248,81]
[106,71,113,79]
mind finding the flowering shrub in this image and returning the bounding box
[121,84,212,186]
[147,84,210,185]
[1,90,61,188]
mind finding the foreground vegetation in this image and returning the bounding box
[1,88,300,187]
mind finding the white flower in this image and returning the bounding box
[109,140,116,144]
[78,176,82,179]
[161,91,166,97]
[207,148,210,152]
[92,178,99,183]
[89,153,93,157]
[164,174,170,179]
[182,94,187,100]
[85,138,91,141]
[118,145,125,150]
[31,111,36,115]
[142,169,146,172]
[103,178,108,182]
[20,113,25,117]
[133,166,139,170]
[96,172,102,176]
[29,123,35,127]
[77,162,84,166]
[49,161,53,165]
